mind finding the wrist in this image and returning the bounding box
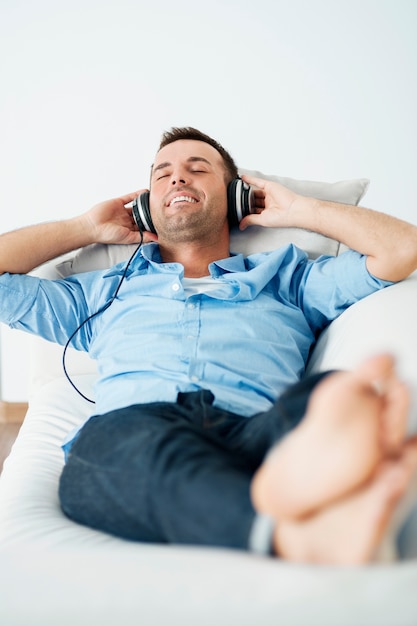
[284,195,319,230]
[69,214,99,247]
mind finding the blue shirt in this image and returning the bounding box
[0,242,390,418]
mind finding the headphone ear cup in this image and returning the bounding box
[132,192,156,234]
[227,179,256,227]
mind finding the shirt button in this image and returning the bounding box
[190,375,199,383]
[172,283,180,292]
[187,303,195,309]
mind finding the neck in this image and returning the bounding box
[158,239,230,278]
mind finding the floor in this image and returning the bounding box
[0,403,27,473]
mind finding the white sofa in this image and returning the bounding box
[1,173,417,626]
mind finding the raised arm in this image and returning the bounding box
[241,174,417,282]
[0,191,156,275]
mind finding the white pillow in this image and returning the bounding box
[55,172,369,277]
[232,169,369,258]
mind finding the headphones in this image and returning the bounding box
[132,178,256,233]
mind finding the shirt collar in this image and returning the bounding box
[209,254,246,276]
[140,242,163,264]
[141,243,247,276]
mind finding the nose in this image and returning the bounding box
[170,169,190,186]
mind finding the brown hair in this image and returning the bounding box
[158,127,238,182]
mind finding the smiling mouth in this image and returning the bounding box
[168,195,198,207]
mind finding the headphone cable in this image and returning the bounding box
[62,232,143,403]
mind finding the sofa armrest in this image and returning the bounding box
[307,273,417,434]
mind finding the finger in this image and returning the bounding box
[239,213,262,231]
[121,190,149,206]
[142,231,159,243]
[241,174,267,189]
[252,189,265,210]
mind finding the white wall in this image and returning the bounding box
[1,0,416,401]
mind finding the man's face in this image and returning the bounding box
[149,139,229,243]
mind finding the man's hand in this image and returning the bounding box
[239,174,301,231]
[81,191,158,245]
[0,190,158,275]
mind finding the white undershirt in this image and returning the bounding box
[182,276,219,296]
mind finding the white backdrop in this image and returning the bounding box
[1,0,416,401]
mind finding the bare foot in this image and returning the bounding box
[251,355,409,520]
[273,441,417,565]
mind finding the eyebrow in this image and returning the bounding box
[152,156,212,175]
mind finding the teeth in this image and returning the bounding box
[169,196,197,206]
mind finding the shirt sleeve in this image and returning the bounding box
[295,250,393,334]
[0,272,94,350]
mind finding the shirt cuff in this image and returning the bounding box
[248,513,276,556]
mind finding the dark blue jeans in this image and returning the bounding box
[59,372,332,551]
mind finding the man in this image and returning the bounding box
[1,127,417,563]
